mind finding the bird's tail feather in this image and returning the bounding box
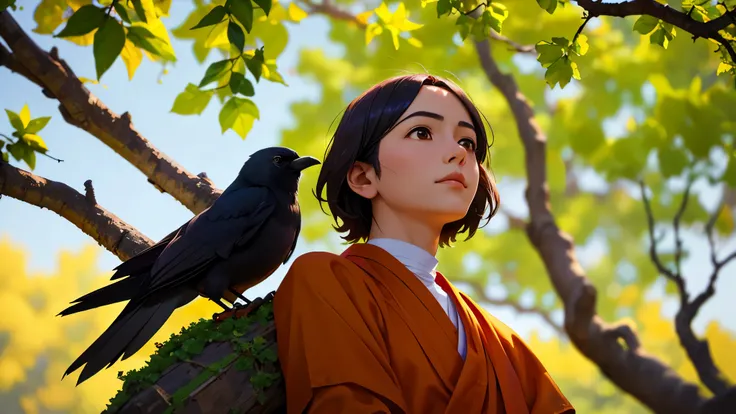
[64,291,193,385]
[57,276,143,317]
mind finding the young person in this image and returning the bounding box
[273,74,574,414]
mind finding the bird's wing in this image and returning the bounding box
[109,223,189,280]
[144,186,276,292]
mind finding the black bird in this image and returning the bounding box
[58,147,320,385]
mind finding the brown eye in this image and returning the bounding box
[408,126,431,140]
[459,138,476,151]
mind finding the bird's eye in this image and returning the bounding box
[272,155,282,165]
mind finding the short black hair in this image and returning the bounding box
[314,74,500,247]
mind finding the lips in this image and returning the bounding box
[436,171,467,188]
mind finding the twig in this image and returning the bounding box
[639,179,734,396]
[463,279,565,335]
[576,0,736,62]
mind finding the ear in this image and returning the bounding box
[346,161,378,199]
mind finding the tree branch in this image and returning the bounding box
[576,0,736,62]
[474,39,709,413]
[0,161,153,261]
[0,11,221,215]
[462,279,565,335]
[640,180,735,396]
[301,0,535,53]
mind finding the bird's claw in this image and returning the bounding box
[213,301,254,322]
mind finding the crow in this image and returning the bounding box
[58,146,320,385]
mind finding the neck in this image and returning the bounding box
[368,200,442,256]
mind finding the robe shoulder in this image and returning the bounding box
[273,251,407,414]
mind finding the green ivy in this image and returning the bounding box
[103,300,279,413]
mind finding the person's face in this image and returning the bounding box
[349,85,481,226]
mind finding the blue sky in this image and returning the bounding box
[1,3,734,342]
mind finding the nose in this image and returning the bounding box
[443,139,467,166]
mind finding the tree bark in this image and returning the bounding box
[0,11,221,215]
[0,161,152,260]
[473,40,710,414]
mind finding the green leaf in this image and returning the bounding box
[227,21,245,53]
[229,71,255,96]
[171,83,215,115]
[650,27,671,49]
[724,150,736,187]
[132,0,148,23]
[437,0,452,17]
[551,37,569,47]
[545,56,573,88]
[5,109,24,132]
[23,147,36,170]
[633,15,659,35]
[246,48,264,81]
[199,59,232,87]
[253,0,271,15]
[190,5,227,30]
[481,7,503,34]
[113,2,131,23]
[535,42,564,67]
[262,62,287,85]
[1,0,17,12]
[219,97,260,138]
[1,151,7,163]
[93,17,126,80]
[230,0,254,33]
[536,0,557,14]
[657,147,689,178]
[24,116,51,134]
[126,26,177,61]
[55,5,105,38]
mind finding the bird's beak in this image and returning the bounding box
[288,156,321,172]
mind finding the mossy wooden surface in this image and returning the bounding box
[104,293,285,414]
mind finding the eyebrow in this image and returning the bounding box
[397,110,476,131]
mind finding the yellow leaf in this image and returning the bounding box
[204,20,229,49]
[388,26,400,50]
[77,77,98,84]
[406,37,423,48]
[64,30,96,46]
[356,10,373,25]
[571,61,581,80]
[420,0,438,7]
[19,104,31,128]
[120,39,143,80]
[65,0,90,11]
[32,0,66,35]
[154,0,172,17]
[375,2,392,23]
[288,3,308,22]
[365,22,383,46]
[717,61,733,75]
[715,204,734,235]
[21,134,49,152]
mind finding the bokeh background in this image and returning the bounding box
[1,0,735,413]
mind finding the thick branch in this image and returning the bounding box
[577,0,736,61]
[462,279,565,335]
[474,39,708,413]
[0,161,153,261]
[0,11,221,215]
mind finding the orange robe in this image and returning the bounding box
[273,243,574,414]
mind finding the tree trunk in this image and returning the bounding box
[106,293,286,414]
